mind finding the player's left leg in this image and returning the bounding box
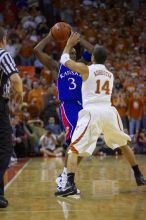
[120,144,146,186]
[56,102,82,192]
[55,151,78,197]
[56,151,82,193]
[104,106,146,186]
[55,108,98,197]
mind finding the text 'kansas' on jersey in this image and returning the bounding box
[57,64,82,103]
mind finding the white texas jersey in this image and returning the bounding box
[82,64,114,107]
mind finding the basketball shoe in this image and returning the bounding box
[56,172,80,194]
[56,172,67,191]
[0,196,8,208]
[55,181,77,197]
[135,173,146,186]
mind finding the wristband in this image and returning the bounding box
[60,53,70,65]
[82,50,91,62]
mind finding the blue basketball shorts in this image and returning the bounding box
[59,100,82,146]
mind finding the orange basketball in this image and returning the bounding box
[51,22,71,42]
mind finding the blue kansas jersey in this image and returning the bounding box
[57,64,82,103]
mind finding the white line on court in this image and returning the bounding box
[4,159,32,191]
[0,210,86,213]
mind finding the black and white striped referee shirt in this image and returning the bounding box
[0,48,18,100]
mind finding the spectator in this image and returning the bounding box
[27,117,45,149]
[142,90,146,130]
[6,39,17,58]
[60,6,74,25]
[45,116,62,135]
[28,81,45,111]
[45,116,65,147]
[39,130,63,157]
[134,129,146,154]
[18,39,34,66]
[128,91,143,137]
[21,102,30,121]
[11,115,28,158]
[42,86,60,125]
[112,92,128,133]
[27,98,41,119]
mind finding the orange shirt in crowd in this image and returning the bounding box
[143,96,146,115]
[41,68,53,84]
[128,97,143,119]
[19,45,33,59]
[112,97,127,118]
[117,106,127,118]
[27,103,40,119]
[28,88,45,110]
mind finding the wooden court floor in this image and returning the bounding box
[0,155,146,220]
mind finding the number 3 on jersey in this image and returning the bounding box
[96,80,110,95]
[68,78,77,90]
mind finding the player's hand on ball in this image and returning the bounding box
[67,32,80,47]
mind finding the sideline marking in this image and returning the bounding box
[0,210,86,213]
[4,159,32,190]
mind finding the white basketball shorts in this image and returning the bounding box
[68,104,131,157]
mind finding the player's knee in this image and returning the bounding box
[120,144,131,153]
[67,145,78,155]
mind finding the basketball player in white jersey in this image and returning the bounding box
[55,32,146,197]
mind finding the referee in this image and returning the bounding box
[0,27,23,208]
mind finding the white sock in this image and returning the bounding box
[63,167,67,174]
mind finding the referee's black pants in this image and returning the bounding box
[0,99,13,196]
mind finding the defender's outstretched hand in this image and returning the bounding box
[66,32,80,48]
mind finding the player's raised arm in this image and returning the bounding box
[80,36,94,54]
[61,32,89,81]
[34,31,58,70]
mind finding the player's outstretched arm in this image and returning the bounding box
[34,31,58,70]
[80,37,94,53]
[60,32,89,81]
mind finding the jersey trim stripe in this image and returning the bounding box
[60,102,71,141]
[69,112,91,152]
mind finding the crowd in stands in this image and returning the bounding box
[1,0,146,157]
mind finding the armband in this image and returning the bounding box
[60,53,70,65]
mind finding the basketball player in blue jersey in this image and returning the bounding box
[34,30,93,193]
[57,50,83,146]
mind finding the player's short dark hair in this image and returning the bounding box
[93,44,107,64]
[0,27,6,42]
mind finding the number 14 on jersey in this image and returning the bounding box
[96,80,110,95]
